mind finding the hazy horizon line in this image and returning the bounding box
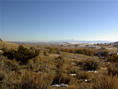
[5,39,116,43]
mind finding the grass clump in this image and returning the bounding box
[20,71,53,89]
[108,54,118,62]
[76,71,90,80]
[108,63,118,76]
[92,75,118,89]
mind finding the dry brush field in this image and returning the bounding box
[0,41,118,89]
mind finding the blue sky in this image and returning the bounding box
[0,0,118,41]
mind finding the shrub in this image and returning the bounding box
[52,73,70,84]
[43,51,48,56]
[108,54,118,62]
[3,49,16,59]
[75,48,95,56]
[3,45,40,64]
[61,48,75,53]
[55,56,64,69]
[95,51,109,57]
[61,48,95,56]
[82,59,99,71]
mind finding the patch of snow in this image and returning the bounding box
[0,50,3,53]
[52,83,69,87]
[52,84,60,87]
[71,63,76,65]
[84,79,88,82]
[60,83,69,87]
[70,74,77,76]
[87,70,98,73]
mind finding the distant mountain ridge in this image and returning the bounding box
[114,41,118,44]
[11,40,112,45]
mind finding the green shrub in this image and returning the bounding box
[43,51,48,56]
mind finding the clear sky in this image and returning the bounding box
[0,0,118,41]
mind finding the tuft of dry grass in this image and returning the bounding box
[92,75,118,89]
[108,63,118,76]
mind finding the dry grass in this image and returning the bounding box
[0,41,18,49]
[0,42,118,89]
[93,75,118,89]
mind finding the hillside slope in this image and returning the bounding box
[0,40,19,49]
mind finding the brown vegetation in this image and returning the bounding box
[0,42,118,89]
